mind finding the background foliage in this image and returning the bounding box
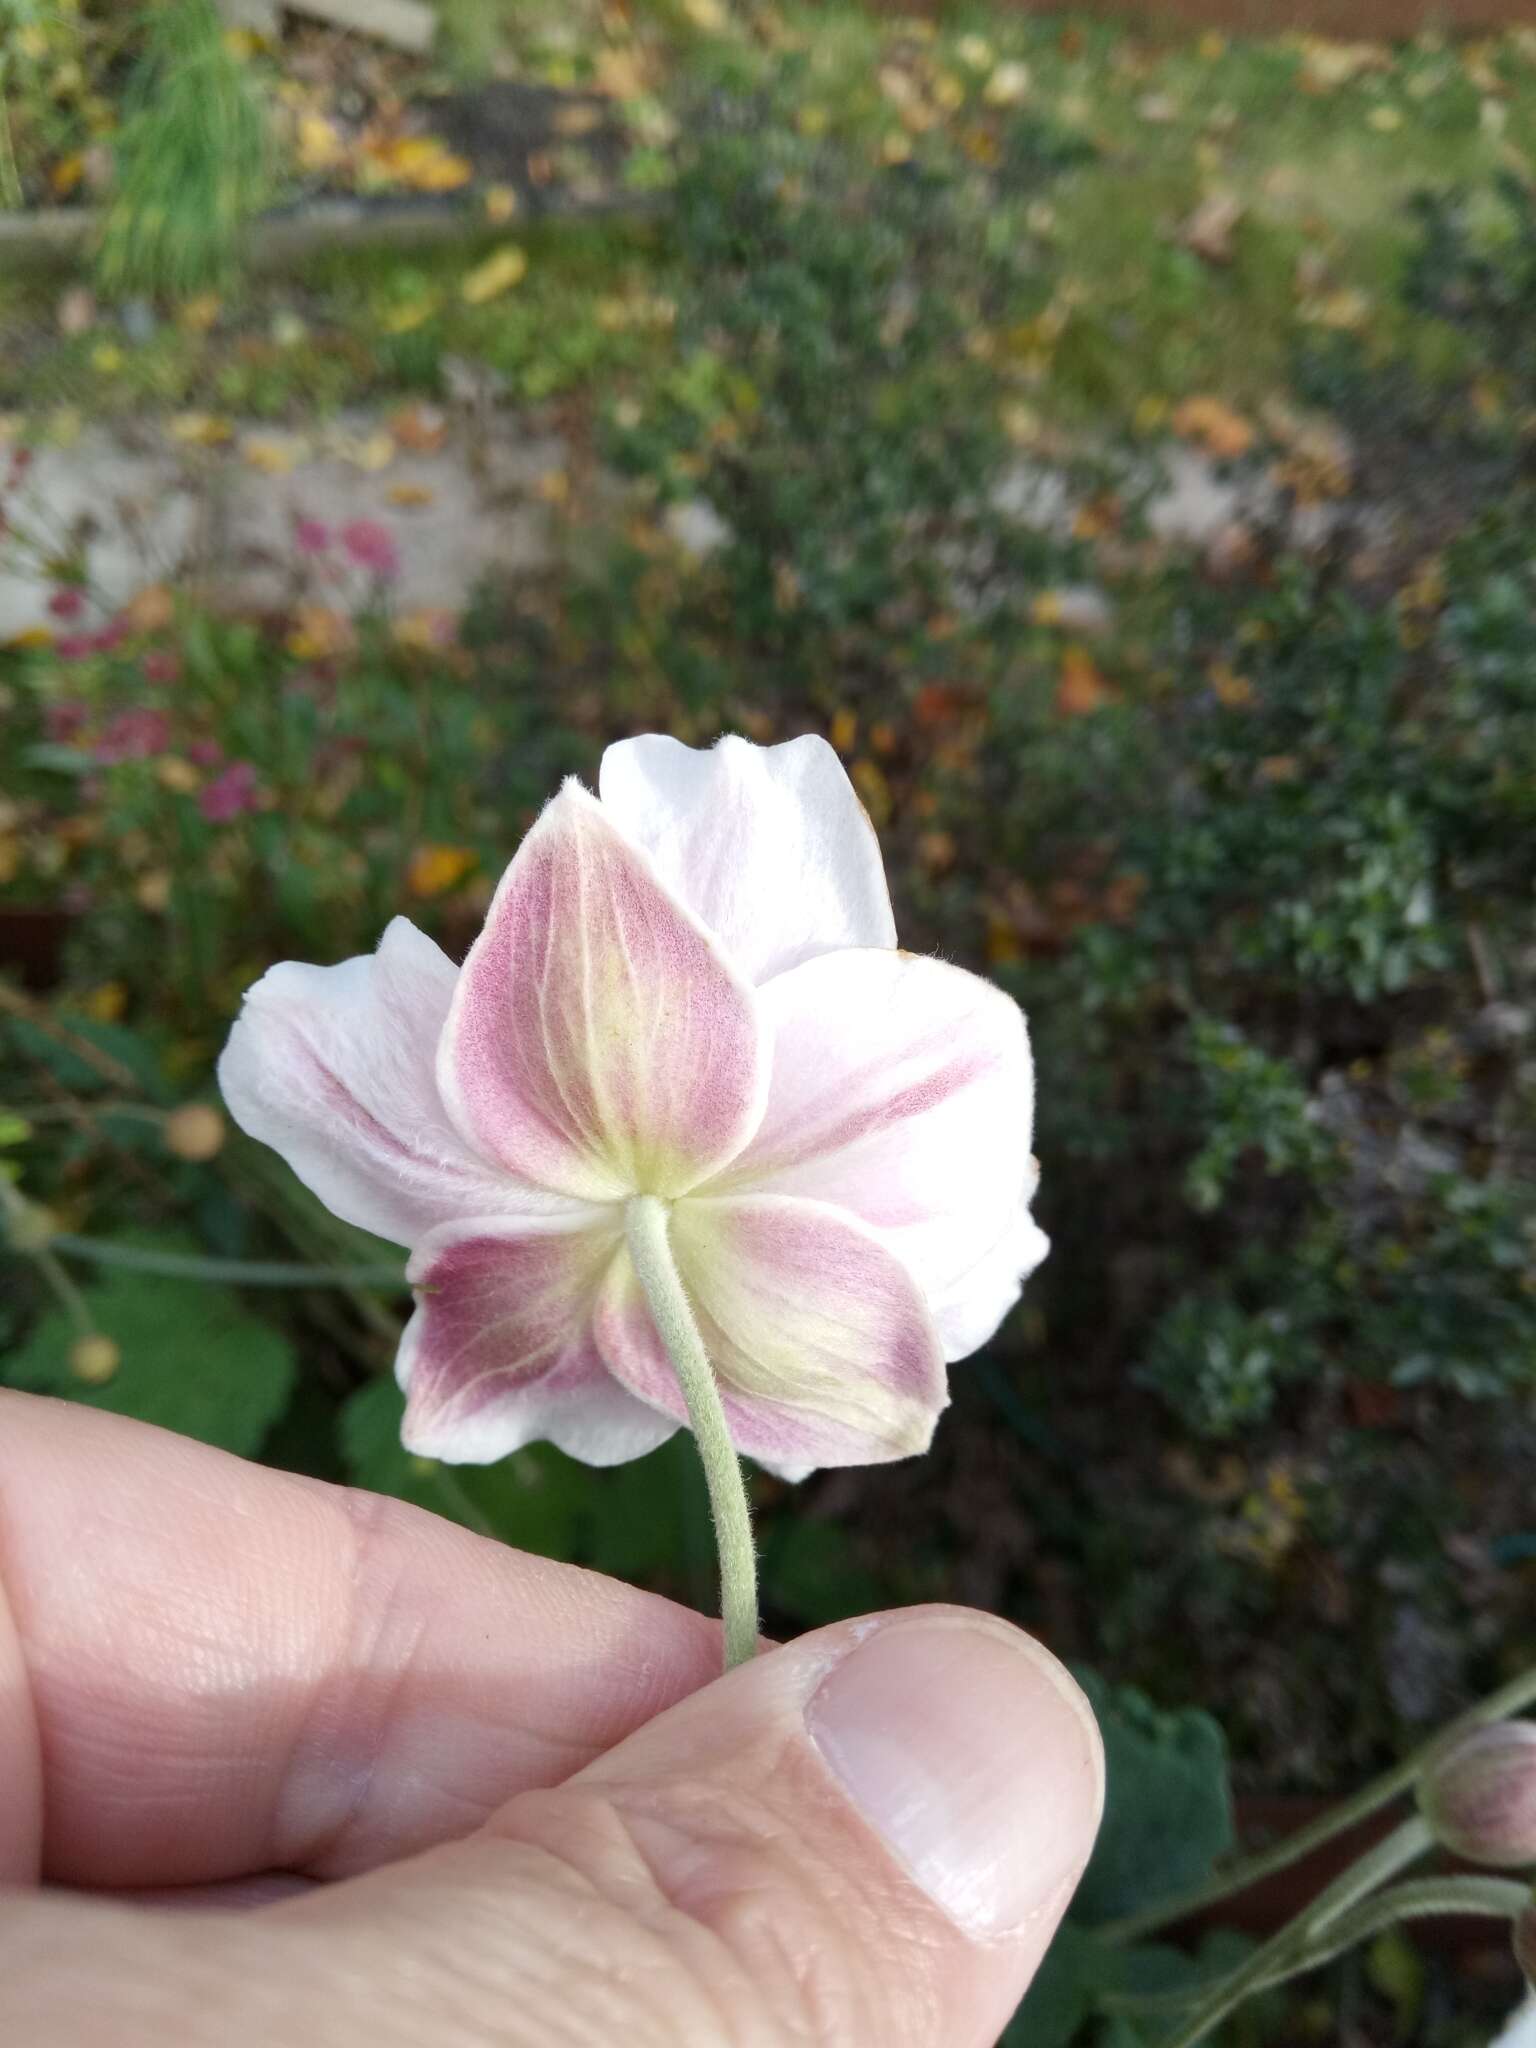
[3,4,1535,2039]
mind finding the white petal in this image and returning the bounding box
[218,918,548,1248]
[438,784,768,1202]
[716,948,1040,1355]
[598,733,896,983]
[594,1193,946,1476]
[399,1213,677,1467]
[929,1195,1049,1361]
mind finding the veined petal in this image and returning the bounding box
[597,734,897,984]
[715,949,1038,1350]
[438,783,769,1202]
[399,1213,677,1466]
[217,917,544,1248]
[594,1193,946,1476]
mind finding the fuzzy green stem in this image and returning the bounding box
[1104,1659,1536,1947]
[625,1195,758,1672]
[48,1234,408,1290]
[1108,1874,1527,2019]
[1153,1815,1434,2048]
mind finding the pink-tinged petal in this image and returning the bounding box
[713,949,1039,1354]
[438,783,768,1202]
[930,1191,1049,1362]
[219,918,555,1248]
[399,1214,677,1466]
[594,1193,946,1476]
[597,734,896,984]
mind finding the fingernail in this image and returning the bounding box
[806,1615,1103,1938]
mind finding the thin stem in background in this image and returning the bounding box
[1104,1659,1536,1947]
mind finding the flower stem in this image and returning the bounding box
[1103,1657,1536,1947]
[1106,1875,1527,2019]
[625,1195,758,1673]
[1152,1815,1433,2048]
[48,1234,409,1290]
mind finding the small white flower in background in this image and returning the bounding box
[219,735,1045,1477]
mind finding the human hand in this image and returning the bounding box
[0,1391,1102,2046]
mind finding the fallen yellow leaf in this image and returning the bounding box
[50,152,85,196]
[177,292,223,333]
[297,112,347,173]
[407,844,478,898]
[461,245,529,304]
[850,758,893,828]
[83,982,127,1023]
[1171,395,1255,461]
[386,482,435,508]
[392,608,456,652]
[168,412,234,448]
[1056,645,1113,716]
[382,295,438,334]
[373,135,473,193]
[240,433,308,476]
[484,183,519,223]
[285,605,351,661]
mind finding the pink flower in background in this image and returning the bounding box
[198,760,261,823]
[44,700,90,743]
[48,587,86,621]
[54,633,97,662]
[188,738,223,768]
[142,650,182,687]
[294,517,331,556]
[220,736,1045,1476]
[340,518,400,581]
[96,708,171,762]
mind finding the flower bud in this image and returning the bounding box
[4,1197,57,1253]
[69,1334,120,1386]
[1420,1722,1536,1868]
[163,1103,226,1162]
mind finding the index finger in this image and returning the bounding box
[0,1391,720,1891]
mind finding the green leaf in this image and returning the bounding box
[760,1514,890,1626]
[340,1376,589,1558]
[1003,1924,1106,2048]
[340,1380,704,1590]
[1069,1669,1235,1925]
[5,1245,295,1456]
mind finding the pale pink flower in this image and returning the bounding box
[96,707,171,761]
[219,736,1045,1476]
[198,760,261,823]
[294,517,331,556]
[340,518,399,581]
[142,650,182,687]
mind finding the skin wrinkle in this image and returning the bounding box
[273,1485,427,1872]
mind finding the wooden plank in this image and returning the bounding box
[287,0,437,55]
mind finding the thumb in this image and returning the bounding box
[276,1604,1104,2047]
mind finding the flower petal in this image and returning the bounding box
[218,918,543,1248]
[438,784,769,1202]
[399,1213,677,1466]
[597,734,897,983]
[929,1191,1049,1361]
[594,1193,946,1476]
[714,949,1039,1355]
